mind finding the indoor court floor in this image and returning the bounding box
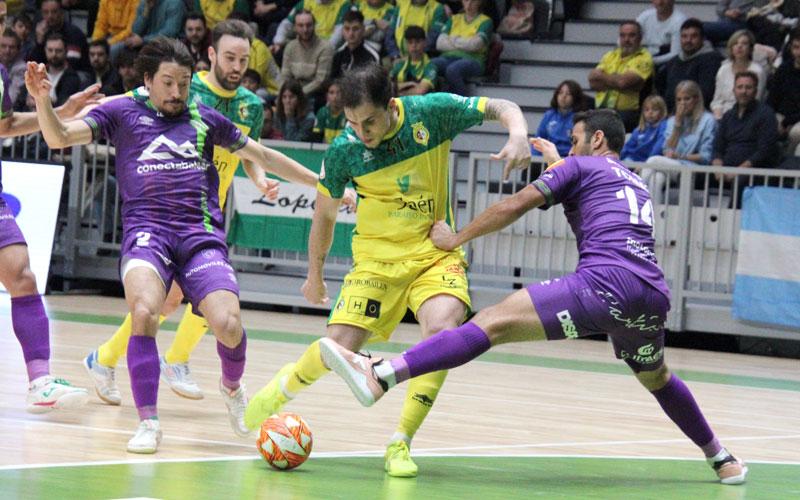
[1,294,798,499]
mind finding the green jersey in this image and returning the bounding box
[318,93,488,262]
[314,105,347,144]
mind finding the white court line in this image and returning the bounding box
[1,451,799,472]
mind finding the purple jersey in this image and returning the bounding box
[83,96,247,239]
[531,155,670,299]
[0,64,15,193]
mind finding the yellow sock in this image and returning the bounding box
[97,313,166,367]
[284,340,330,395]
[164,306,208,364]
[396,370,448,440]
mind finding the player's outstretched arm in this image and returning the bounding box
[235,137,319,187]
[25,62,93,148]
[0,82,103,138]
[301,192,341,305]
[484,98,531,180]
[242,159,280,200]
[429,184,545,251]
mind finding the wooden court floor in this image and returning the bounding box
[0,294,798,499]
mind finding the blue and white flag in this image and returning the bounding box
[733,187,800,329]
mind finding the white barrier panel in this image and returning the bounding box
[0,161,65,295]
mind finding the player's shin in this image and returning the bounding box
[396,370,448,441]
[218,330,246,391]
[284,340,330,396]
[127,335,160,420]
[11,294,50,381]
[99,313,167,368]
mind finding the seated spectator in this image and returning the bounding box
[497,0,534,36]
[313,80,346,143]
[21,31,82,108]
[11,13,34,60]
[0,29,27,105]
[227,11,282,99]
[711,29,766,120]
[195,58,211,72]
[275,79,316,142]
[252,0,294,44]
[637,0,688,66]
[746,0,800,51]
[621,94,668,162]
[643,81,717,202]
[89,39,123,95]
[242,68,273,103]
[713,71,780,179]
[273,0,351,52]
[332,10,380,79]
[281,10,334,107]
[181,12,212,67]
[261,103,284,139]
[656,18,723,112]
[357,0,396,52]
[768,28,800,155]
[433,0,494,96]
[704,0,756,45]
[386,0,448,61]
[194,0,249,30]
[31,0,90,72]
[126,0,186,51]
[391,25,438,95]
[116,48,140,91]
[91,0,137,61]
[589,20,654,132]
[535,79,589,157]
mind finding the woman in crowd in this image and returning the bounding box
[534,79,589,158]
[275,79,315,142]
[710,29,766,120]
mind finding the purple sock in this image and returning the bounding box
[11,294,51,382]
[128,335,160,420]
[396,322,491,383]
[217,331,246,391]
[651,374,721,457]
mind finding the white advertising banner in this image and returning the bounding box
[1,161,65,295]
[232,177,356,223]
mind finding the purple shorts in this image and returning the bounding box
[527,266,671,372]
[0,195,26,250]
[120,226,239,314]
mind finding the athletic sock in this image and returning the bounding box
[11,294,50,382]
[284,340,329,397]
[165,306,208,364]
[218,331,247,391]
[651,373,722,458]
[127,335,160,420]
[99,313,166,368]
[396,370,448,441]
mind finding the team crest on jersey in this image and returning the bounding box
[238,102,250,122]
[412,121,429,146]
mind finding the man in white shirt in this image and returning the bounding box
[637,0,687,66]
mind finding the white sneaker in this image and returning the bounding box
[127,419,162,454]
[160,356,203,400]
[219,379,250,438]
[83,350,121,405]
[26,376,89,414]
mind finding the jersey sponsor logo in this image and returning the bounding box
[396,174,410,194]
[362,150,375,163]
[345,296,381,319]
[137,116,154,126]
[445,264,465,276]
[620,344,664,365]
[411,121,429,146]
[183,259,233,278]
[540,278,560,286]
[388,195,435,220]
[343,278,388,291]
[238,102,251,122]
[138,134,201,162]
[441,274,458,288]
[556,309,578,339]
[596,290,663,332]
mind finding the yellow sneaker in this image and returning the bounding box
[244,363,294,431]
[385,440,418,478]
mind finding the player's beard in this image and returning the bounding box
[215,65,241,91]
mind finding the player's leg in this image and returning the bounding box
[122,263,168,454]
[160,286,207,400]
[0,241,89,413]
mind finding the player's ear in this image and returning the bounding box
[592,130,605,152]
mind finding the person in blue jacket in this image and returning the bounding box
[533,79,588,157]
[621,94,668,162]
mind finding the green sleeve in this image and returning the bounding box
[384,6,397,22]
[234,0,250,15]
[422,61,438,83]
[249,99,264,140]
[426,93,487,140]
[432,4,447,33]
[390,60,403,80]
[287,0,304,23]
[313,107,326,133]
[335,1,352,23]
[318,139,353,199]
[477,18,493,43]
[440,16,452,35]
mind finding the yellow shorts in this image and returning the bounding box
[329,252,471,341]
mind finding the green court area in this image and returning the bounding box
[1,456,797,499]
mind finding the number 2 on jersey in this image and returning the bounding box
[616,186,653,229]
[135,231,151,247]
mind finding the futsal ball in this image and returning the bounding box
[256,412,313,470]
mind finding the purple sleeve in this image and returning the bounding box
[0,66,13,119]
[83,98,123,142]
[531,156,581,208]
[204,105,248,152]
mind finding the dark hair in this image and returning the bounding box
[12,13,33,30]
[134,36,194,81]
[276,79,308,121]
[620,20,642,37]
[340,64,392,109]
[572,109,625,153]
[2,28,20,46]
[116,48,136,68]
[243,68,261,85]
[212,18,253,49]
[185,12,206,27]
[88,38,110,54]
[680,18,704,36]
[44,31,65,45]
[734,70,759,86]
[294,9,315,25]
[226,11,251,22]
[550,79,588,111]
[404,25,425,41]
[343,9,364,25]
[789,26,800,45]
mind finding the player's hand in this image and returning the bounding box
[493,133,531,181]
[24,62,52,101]
[429,220,458,251]
[59,83,104,118]
[530,137,562,166]
[257,178,280,200]
[341,188,358,212]
[302,276,329,305]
